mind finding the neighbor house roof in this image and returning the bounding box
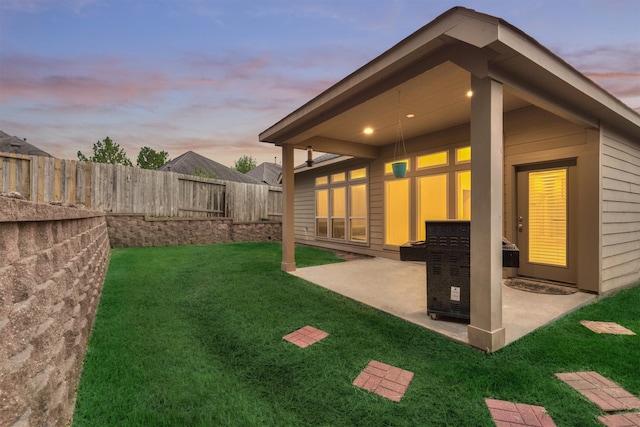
[246,162,282,185]
[158,151,263,184]
[0,131,52,157]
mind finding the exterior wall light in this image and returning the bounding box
[306,146,314,167]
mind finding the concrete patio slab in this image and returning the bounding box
[290,257,597,347]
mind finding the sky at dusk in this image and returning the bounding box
[1,0,639,168]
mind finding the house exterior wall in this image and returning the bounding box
[293,124,471,259]
[601,128,640,293]
[293,105,620,293]
[503,106,601,292]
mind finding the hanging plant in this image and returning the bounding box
[392,161,407,178]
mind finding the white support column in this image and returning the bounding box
[281,144,296,272]
[467,75,505,352]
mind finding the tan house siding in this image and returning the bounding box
[294,159,384,257]
[601,129,640,292]
[293,173,315,243]
[503,107,601,292]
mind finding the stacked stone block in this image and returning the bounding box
[106,214,281,248]
[0,197,110,427]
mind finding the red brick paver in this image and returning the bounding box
[353,360,414,402]
[555,372,640,412]
[598,412,640,427]
[485,398,556,426]
[283,326,328,348]
[581,321,636,335]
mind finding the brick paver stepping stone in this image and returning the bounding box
[555,372,640,412]
[283,326,328,348]
[485,398,556,426]
[580,321,635,335]
[598,412,640,427]
[353,360,414,402]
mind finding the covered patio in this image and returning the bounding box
[291,257,596,348]
[260,7,639,352]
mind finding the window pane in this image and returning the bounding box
[350,219,367,241]
[350,184,367,242]
[456,147,471,163]
[529,169,567,266]
[331,188,345,216]
[350,168,367,180]
[385,179,410,245]
[417,174,448,240]
[316,219,328,237]
[315,176,328,186]
[456,171,471,220]
[331,172,346,183]
[417,151,448,169]
[349,185,367,217]
[332,218,346,239]
[384,159,409,174]
[316,190,328,216]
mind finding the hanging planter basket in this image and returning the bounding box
[392,90,408,179]
[392,161,407,178]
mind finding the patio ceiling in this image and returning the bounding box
[286,61,530,153]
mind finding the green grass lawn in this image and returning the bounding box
[73,242,640,427]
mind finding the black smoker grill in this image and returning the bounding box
[400,222,520,322]
[425,221,471,322]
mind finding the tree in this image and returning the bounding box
[193,165,216,179]
[77,137,133,166]
[137,146,170,170]
[234,155,257,173]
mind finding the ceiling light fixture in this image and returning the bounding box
[406,113,415,118]
[466,90,473,98]
[363,127,374,135]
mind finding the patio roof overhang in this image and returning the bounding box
[259,7,639,153]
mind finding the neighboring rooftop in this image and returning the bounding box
[0,131,52,157]
[158,151,263,184]
[246,162,282,186]
[294,153,353,173]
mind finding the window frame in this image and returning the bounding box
[314,168,369,244]
[382,144,471,247]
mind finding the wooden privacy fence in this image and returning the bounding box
[0,152,282,222]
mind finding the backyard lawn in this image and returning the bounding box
[73,242,639,426]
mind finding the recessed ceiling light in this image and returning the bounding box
[466,90,473,98]
[406,113,415,118]
[363,127,374,135]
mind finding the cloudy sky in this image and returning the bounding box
[1,0,638,168]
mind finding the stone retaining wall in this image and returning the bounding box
[106,214,281,248]
[0,196,110,427]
